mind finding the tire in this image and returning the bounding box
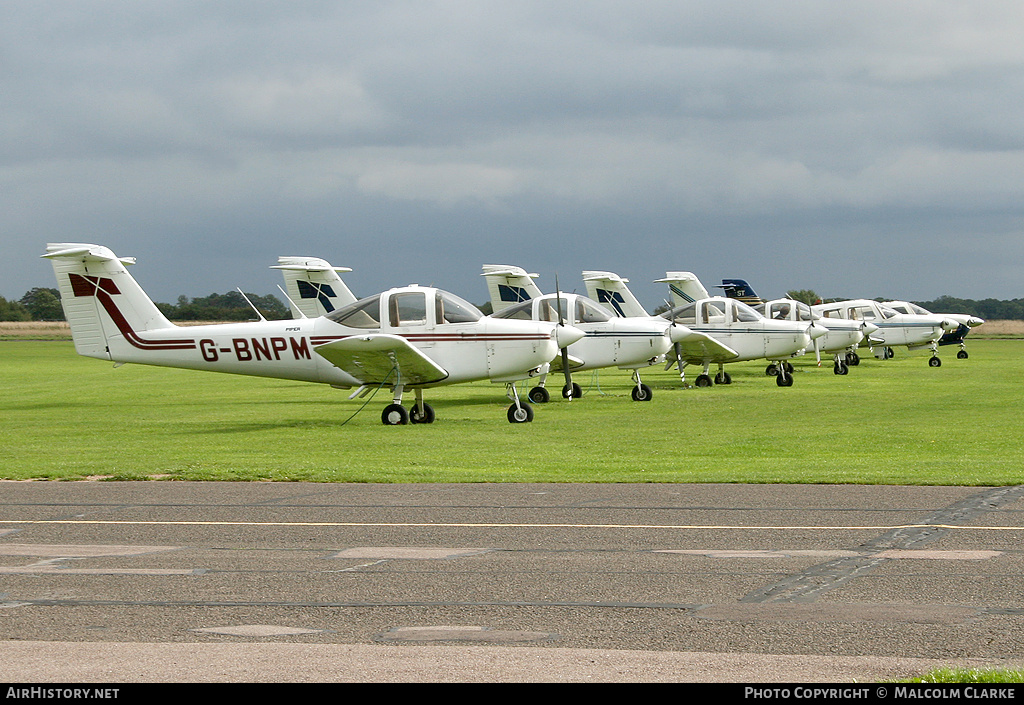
[929,356,942,367]
[957,350,969,359]
[528,386,550,404]
[381,403,409,425]
[776,372,794,387]
[507,402,534,423]
[409,403,435,424]
[834,362,849,375]
[562,382,583,399]
[631,384,653,401]
[695,374,713,388]
[765,364,778,376]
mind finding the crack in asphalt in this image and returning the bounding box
[738,485,1024,604]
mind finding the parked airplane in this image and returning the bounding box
[43,244,584,424]
[882,300,984,359]
[481,265,697,402]
[811,299,958,366]
[272,256,356,318]
[586,271,823,387]
[718,278,880,375]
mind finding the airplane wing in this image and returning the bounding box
[670,331,740,364]
[314,334,449,386]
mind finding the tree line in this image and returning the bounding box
[1,288,290,322]
[2,287,1023,322]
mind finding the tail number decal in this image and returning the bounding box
[200,337,312,363]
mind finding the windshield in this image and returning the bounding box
[661,302,697,325]
[492,299,536,321]
[733,301,762,323]
[435,291,483,323]
[325,294,381,329]
[575,297,611,323]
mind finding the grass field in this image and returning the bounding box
[2,338,1022,484]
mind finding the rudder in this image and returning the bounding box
[43,243,176,360]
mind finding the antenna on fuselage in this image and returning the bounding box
[276,284,309,319]
[237,288,268,322]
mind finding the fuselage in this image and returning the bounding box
[490,293,676,371]
[812,299,952,349]
[96,286,567,388]
[758,299,873,354]
[663,297,814,363]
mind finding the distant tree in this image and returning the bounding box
[0,296,31,321]
[20,288,64,321]
[785,289,820,306]
[159,291,291,321]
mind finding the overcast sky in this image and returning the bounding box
[4,1,1023,311]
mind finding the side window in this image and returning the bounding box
[854,306,877,321]
[389,292,428,327]
[702,302,726,324]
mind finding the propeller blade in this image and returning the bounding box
[555,273,574,400]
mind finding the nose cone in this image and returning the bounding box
[968,317,985,327]
[554,324,586,349]
[809,322,828,340]
[940,317,959,332]
[668,323,696,343]
[861,321,880,335]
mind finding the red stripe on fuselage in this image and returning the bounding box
[69,273,196,351]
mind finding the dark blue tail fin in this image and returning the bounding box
[719,279,763,305]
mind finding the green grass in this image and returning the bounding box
[896,667,1024,683]
[2,339,1023,483]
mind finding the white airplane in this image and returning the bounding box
[481,265,697,402]
[272,256,357,318]
[653,272,826,387]
[811,299,958,367]
[43,244,584,425]
[718,278,880,375]
[882,300,984,360]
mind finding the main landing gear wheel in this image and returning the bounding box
[695,374,713,388]
[846,352,861,366]
[885,347,895,359]
[562,382,583,399]
[631,383,653,401]
[409,403,435,424]
[929,356,942,367]
[507,402,534,423]
[957,350,969,359]
[381,403,409,425]
[765,363,778,376]
[528,386,550,404]
[714,371,732,385]
[776,372,794,387]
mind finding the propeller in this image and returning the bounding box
[555,274,575,400]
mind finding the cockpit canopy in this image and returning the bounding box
[325,288,482,329]
[661,298,762,325]
[757,300,817,321]
[493,295,611,324]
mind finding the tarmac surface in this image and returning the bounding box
[2,481,1023,682]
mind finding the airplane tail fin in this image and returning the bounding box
[480,265,544,313]
[272,257,357,318]
[654,272,710,307]
[719,278,764,305]
[581,270,650,317]
[42,243,176,360]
